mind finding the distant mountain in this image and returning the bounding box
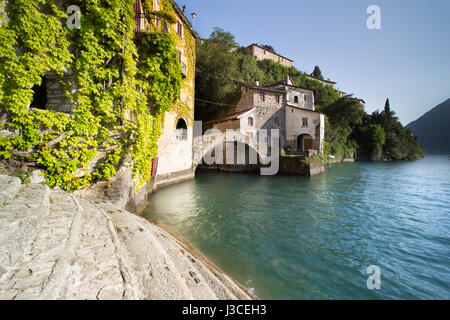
[406,98,450,154]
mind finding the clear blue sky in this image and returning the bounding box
[177,0,450,125]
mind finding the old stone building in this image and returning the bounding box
[247,44,293,68]
[133,0,197,187]
[207,77,325,155]
[27,0,197,191]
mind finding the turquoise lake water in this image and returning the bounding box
[142,155,450,299]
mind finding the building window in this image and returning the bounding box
[302,117,308,127]
[304,94,307,101]
[177,21,183,38]
[248,117,254,126]
[294,96,299,103]
[259,92,265,102]
[274,116,280,124]
[276,95,280,103]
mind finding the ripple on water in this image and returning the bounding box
[143,156,450,299]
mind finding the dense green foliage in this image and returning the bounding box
[195,29,424,161]
[195,28,241,120]
[258,44,276,53]
[0,0,186,190]
[321,97,365,159]
[195,28,339,120]
[357,124,386,160]
[356,99,425,160]
[311,66,324,80]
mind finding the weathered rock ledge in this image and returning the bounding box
[0,175,254,300]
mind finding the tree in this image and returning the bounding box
[209,27,237,48]
[321,97,366,159]
[259,44,276,53]
[236,54,266,84]
[311,66,324,80]
[195,29,241,121]
[357,124,386,160]
[364,100,424,160]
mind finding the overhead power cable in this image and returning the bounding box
[194,98,237,107]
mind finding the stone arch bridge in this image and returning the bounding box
[193,131,269,166]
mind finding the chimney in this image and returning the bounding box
[286,76,293,85]
[182,5,186,14]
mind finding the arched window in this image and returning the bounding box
[176,118,188,140]
[294,96,299,103]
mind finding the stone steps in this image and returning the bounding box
[91,200,196,300]
[145,222,247,300]
[0,175,22,204]
[92,200,251,300]
[0,182,50,300]
[0,176,253,300]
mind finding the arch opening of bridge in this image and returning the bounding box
[193,131,270,172]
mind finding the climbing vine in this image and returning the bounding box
[0,0,191,190]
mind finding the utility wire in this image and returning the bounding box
[194,98,237,107]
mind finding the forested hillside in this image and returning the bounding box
[195,28,424,161]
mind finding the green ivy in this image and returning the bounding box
[0,0,189,191]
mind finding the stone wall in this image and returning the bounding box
[0,1,7,25]
[156,112,193,176]
[267,84,314,111]
[278,156,325,176]
[154,0,196,182]
[45,71,78,113]
[83,164,196,214]
[238,109,256,137]
[249,89,283,147]
[235,86,255,113]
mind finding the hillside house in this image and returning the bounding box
[207,77,325,155]
[306,75,337,88]
[247,44,293,68]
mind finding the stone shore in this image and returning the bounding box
[0,175,253,300]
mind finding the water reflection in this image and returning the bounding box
[142,156,450,299]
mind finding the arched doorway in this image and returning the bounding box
[296,134,313,153]
[176,118,188,140]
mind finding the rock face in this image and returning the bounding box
[0,176,253,300]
